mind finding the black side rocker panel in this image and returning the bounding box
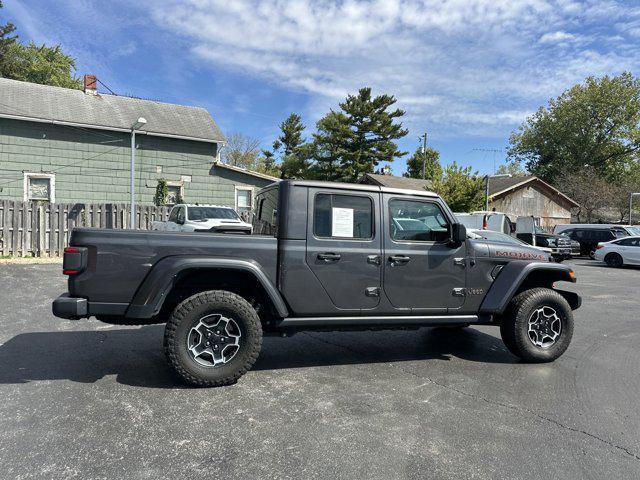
[125,256,290,319]
[479,260,577,314]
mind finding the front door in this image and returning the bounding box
[305,188,382,311]
[382,195,466,313]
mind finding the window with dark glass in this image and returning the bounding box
[313,194,373,239]
[389,199,450,242]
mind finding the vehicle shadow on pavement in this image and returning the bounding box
[0,325,516,388]
[254,327,516,371]
[0,325,181,389]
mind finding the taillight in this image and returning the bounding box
[596,244,604,249]
[63,246,88,275]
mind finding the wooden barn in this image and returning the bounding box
[488,175,579,229]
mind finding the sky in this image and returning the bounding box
[3,0,640,175]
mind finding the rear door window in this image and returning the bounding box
[313,194,373,239]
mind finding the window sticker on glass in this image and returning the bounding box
[331,207,354,237]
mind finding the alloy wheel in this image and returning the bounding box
[527,306,562,349]
[187,314,242,367]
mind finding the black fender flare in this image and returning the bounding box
[479,260,577,315]
[125,256,289,319]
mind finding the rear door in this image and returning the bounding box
[305,188,382,311]
[382,195,466,313]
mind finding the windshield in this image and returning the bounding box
[626,226,640,235]
[188,207,239,221]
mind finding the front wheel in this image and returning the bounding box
[164,290,263,387]
[500,288,574,363]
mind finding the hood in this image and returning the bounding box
[188,218,251,228]
[484,240,551,262]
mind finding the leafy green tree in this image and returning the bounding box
[431,162,484,212]
[277,113,306,156]
[495,160,525,176]
[313,87,408,182]
[0,1,17,76]
[154,179,169,206]
[3,42,82,89]
[405,147,442,180]
[270,113,313,179]
[255,149,281,177]
[508,73,640,183]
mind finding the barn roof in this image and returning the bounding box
[488,175,579,208]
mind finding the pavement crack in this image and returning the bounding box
[302,332,640,462]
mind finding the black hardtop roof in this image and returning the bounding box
[273,179,439,198]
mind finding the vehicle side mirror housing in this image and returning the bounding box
[451,223,466,244]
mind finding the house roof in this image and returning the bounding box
[0,78,225,144]
[360,173,433,191]
[488,174,579,207]
[212,162,280,182]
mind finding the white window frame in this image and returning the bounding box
[234,186,254,211]
[166,180,184,206]
[23,172,55,202]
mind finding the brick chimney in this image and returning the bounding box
[84,74,97,95]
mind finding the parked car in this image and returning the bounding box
[594,236,640,267]
[53,180,580,387]
[514,218,573,263]
[467,228,548,252]
[553,224,640,237]
[151,204,252,234]
[556,226,628,258]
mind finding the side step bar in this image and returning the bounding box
[278,315,488,328]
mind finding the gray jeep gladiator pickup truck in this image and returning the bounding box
[53,180,581,387]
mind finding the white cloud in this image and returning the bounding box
[538,31,577,44]
[147,0,640,137]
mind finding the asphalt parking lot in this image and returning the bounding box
[0,260,639,479]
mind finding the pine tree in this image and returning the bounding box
[405,147,443,181]
[314,87,408,182]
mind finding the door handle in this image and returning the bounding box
[367,255,381,266]
[389,255,411,265]
[317,252,341,262]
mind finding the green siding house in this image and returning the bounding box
[0,77,277,214]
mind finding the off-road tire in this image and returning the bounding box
[605,252,623,268]
[164,290,262,387]
[500,288,573,363]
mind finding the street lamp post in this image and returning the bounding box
[130,117,147,229]
[630,192,640,225]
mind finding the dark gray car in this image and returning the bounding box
[53,180,581,387]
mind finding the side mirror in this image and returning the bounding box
[451,223,466,244]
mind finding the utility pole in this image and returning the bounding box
[418,132,428,179]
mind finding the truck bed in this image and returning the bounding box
[68,228,278,304]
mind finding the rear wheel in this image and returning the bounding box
[500,288,573,363]
[164,290,262,387]
[604,252,623,268]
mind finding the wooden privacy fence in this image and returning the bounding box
[0,200,171,257]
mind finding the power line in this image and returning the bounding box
[96,78,118,96]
